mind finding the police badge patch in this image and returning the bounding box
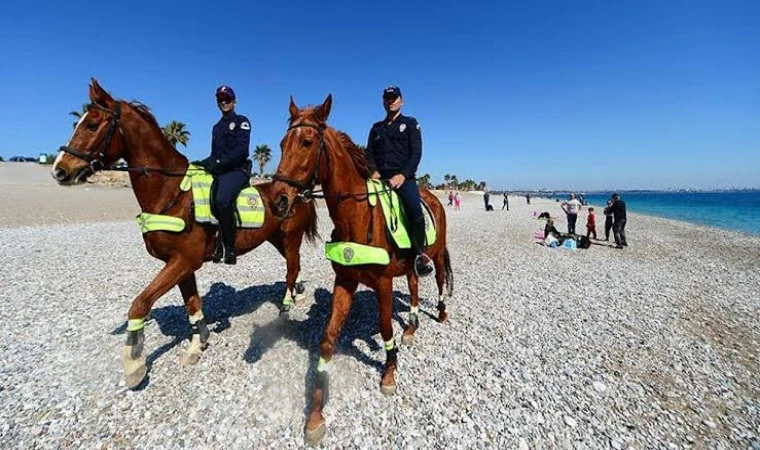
[229,122,236,131]
[399,124,406,133]
[343,247,354,263]
[241,122,251,130]
[248,196,259,207]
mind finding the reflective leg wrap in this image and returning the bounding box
[125,327,145,359]
[316,356,331,408]
[282,291,295,308]
[386,345,398,365]
[409,307,420,329]
[123,318,147,387]
[189,312,210,346]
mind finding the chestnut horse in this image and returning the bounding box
[52,79,318,389]
[271,95,453,444]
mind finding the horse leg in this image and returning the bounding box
[401,273,420,346]
[178,273,210,366]
[435,251,449,323]
[280,236,305,319]
[304,277,358,446]
[377,278,398,395]
[123,258,193,389]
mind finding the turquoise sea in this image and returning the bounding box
[564,191,760,236]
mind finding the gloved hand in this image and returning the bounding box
[192,157,221,174]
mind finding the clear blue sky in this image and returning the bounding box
[2,1,758,190]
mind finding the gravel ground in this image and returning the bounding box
[1,180,759,449]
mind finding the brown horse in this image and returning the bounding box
[271,95,453,445]
[52,79,318,389]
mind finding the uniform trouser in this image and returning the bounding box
[605,218,613,240]
[567,213,578,234]
[613,219,627,246]
[212,170,250,249]
[395,179,426,254]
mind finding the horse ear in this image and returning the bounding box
[89,78,115,107]
[289,96,300,120]
[314,94,332,123]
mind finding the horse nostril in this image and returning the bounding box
[53,168,67,181]
[276,194,289,213]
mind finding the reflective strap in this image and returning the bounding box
[324,242,390,266]
[135,213,185,233]
[127,318,145,331]
[189,311,204,324]
[282,291,294,307]
[410,306,419,316]
[317,356,332,372]
[384,339,395,351]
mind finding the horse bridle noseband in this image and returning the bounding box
[59,102,124,172]
[271,122,326,201]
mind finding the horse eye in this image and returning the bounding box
[85,123,99,131]
[302,139,313,147]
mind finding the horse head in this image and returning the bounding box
[271,94,333,219]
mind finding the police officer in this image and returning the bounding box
[365,86,433,277]
[194,85,251,265]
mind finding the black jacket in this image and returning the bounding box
[365,114,422,179]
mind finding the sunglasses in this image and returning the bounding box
[383,95,400,102]
[217,98,233,105]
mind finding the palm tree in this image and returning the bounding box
[253,144,272,176]
[162,121,191,148]
[69,103,88,128]
[419,173,431,189]
[444,174,451,189]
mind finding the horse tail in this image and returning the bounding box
[443,246,454,296]
[304,200,320,244]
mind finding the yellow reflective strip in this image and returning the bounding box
[127,318,145,331]
[317,356,331,372]
[384,340,395,351]
[189,311,204,324]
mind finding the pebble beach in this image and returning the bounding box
[1,163,759,449]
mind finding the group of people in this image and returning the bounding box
[446,191,462,210]
[558,193,628,249]
[193,84,436,275]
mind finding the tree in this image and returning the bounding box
[419,173,431,189]
[253,144,272,176]
[69,103,88,128]
[162,121,191,148]
[444,174,451,189]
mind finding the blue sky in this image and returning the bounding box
[1,1,758,190]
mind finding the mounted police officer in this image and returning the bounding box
[365,86,434,277]
[193,85,251,265]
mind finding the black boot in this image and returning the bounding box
[211,231,224,263]
[218,206,238,265]
[409,217,434,277]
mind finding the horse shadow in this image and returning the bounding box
[110,281,286,369]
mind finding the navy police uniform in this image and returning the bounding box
[193,85,251,264]
[365,86,432,276]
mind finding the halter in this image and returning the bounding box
[59,102,124,172]
[271,122,326,200]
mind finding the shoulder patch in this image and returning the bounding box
[416,123,421,130]
[399,123,406,132]
[229,122,236,131]
[240,121,250,130]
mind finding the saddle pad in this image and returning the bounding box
[366,179,437,249]
[180,164,265,228]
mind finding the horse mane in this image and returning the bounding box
[332,130,373,179]
[127,101,161,129]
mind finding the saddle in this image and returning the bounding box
[366,179,437,248]
[180,164,265,228]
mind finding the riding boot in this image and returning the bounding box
[409,217,434,277]
[219,206,238,265]
[211,229,224,263]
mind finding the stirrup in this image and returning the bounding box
[414,254,435,278]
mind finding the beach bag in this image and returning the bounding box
[543,234,559,248]
[562,238,577,250]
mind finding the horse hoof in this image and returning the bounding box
[438,311,449,323]
[294,293,307,306]
[380,382,397,396]
[304,422,327,446]
[125,365,147,389]
[179,351,202,367]
[401,333,415,346]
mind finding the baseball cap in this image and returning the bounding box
[382,86,402,98]
[215,85,236,101]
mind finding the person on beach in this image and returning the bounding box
[586,207,597,239]
[447,191,454,206]
[526,192,531,205]
[603,199,614,241]
[561,193,582,234]
[454,191,461,210]
[610,193,628,248]
[484,190,491,211]
[502,192,509,211]
[365,85,433,277]
[192,85,251,265]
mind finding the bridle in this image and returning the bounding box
[271,122,326,201]
[59,102,124,173]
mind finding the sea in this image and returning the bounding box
[552,191,760,236]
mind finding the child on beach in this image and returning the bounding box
[586,207,597,239]
[454,191,461,210]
